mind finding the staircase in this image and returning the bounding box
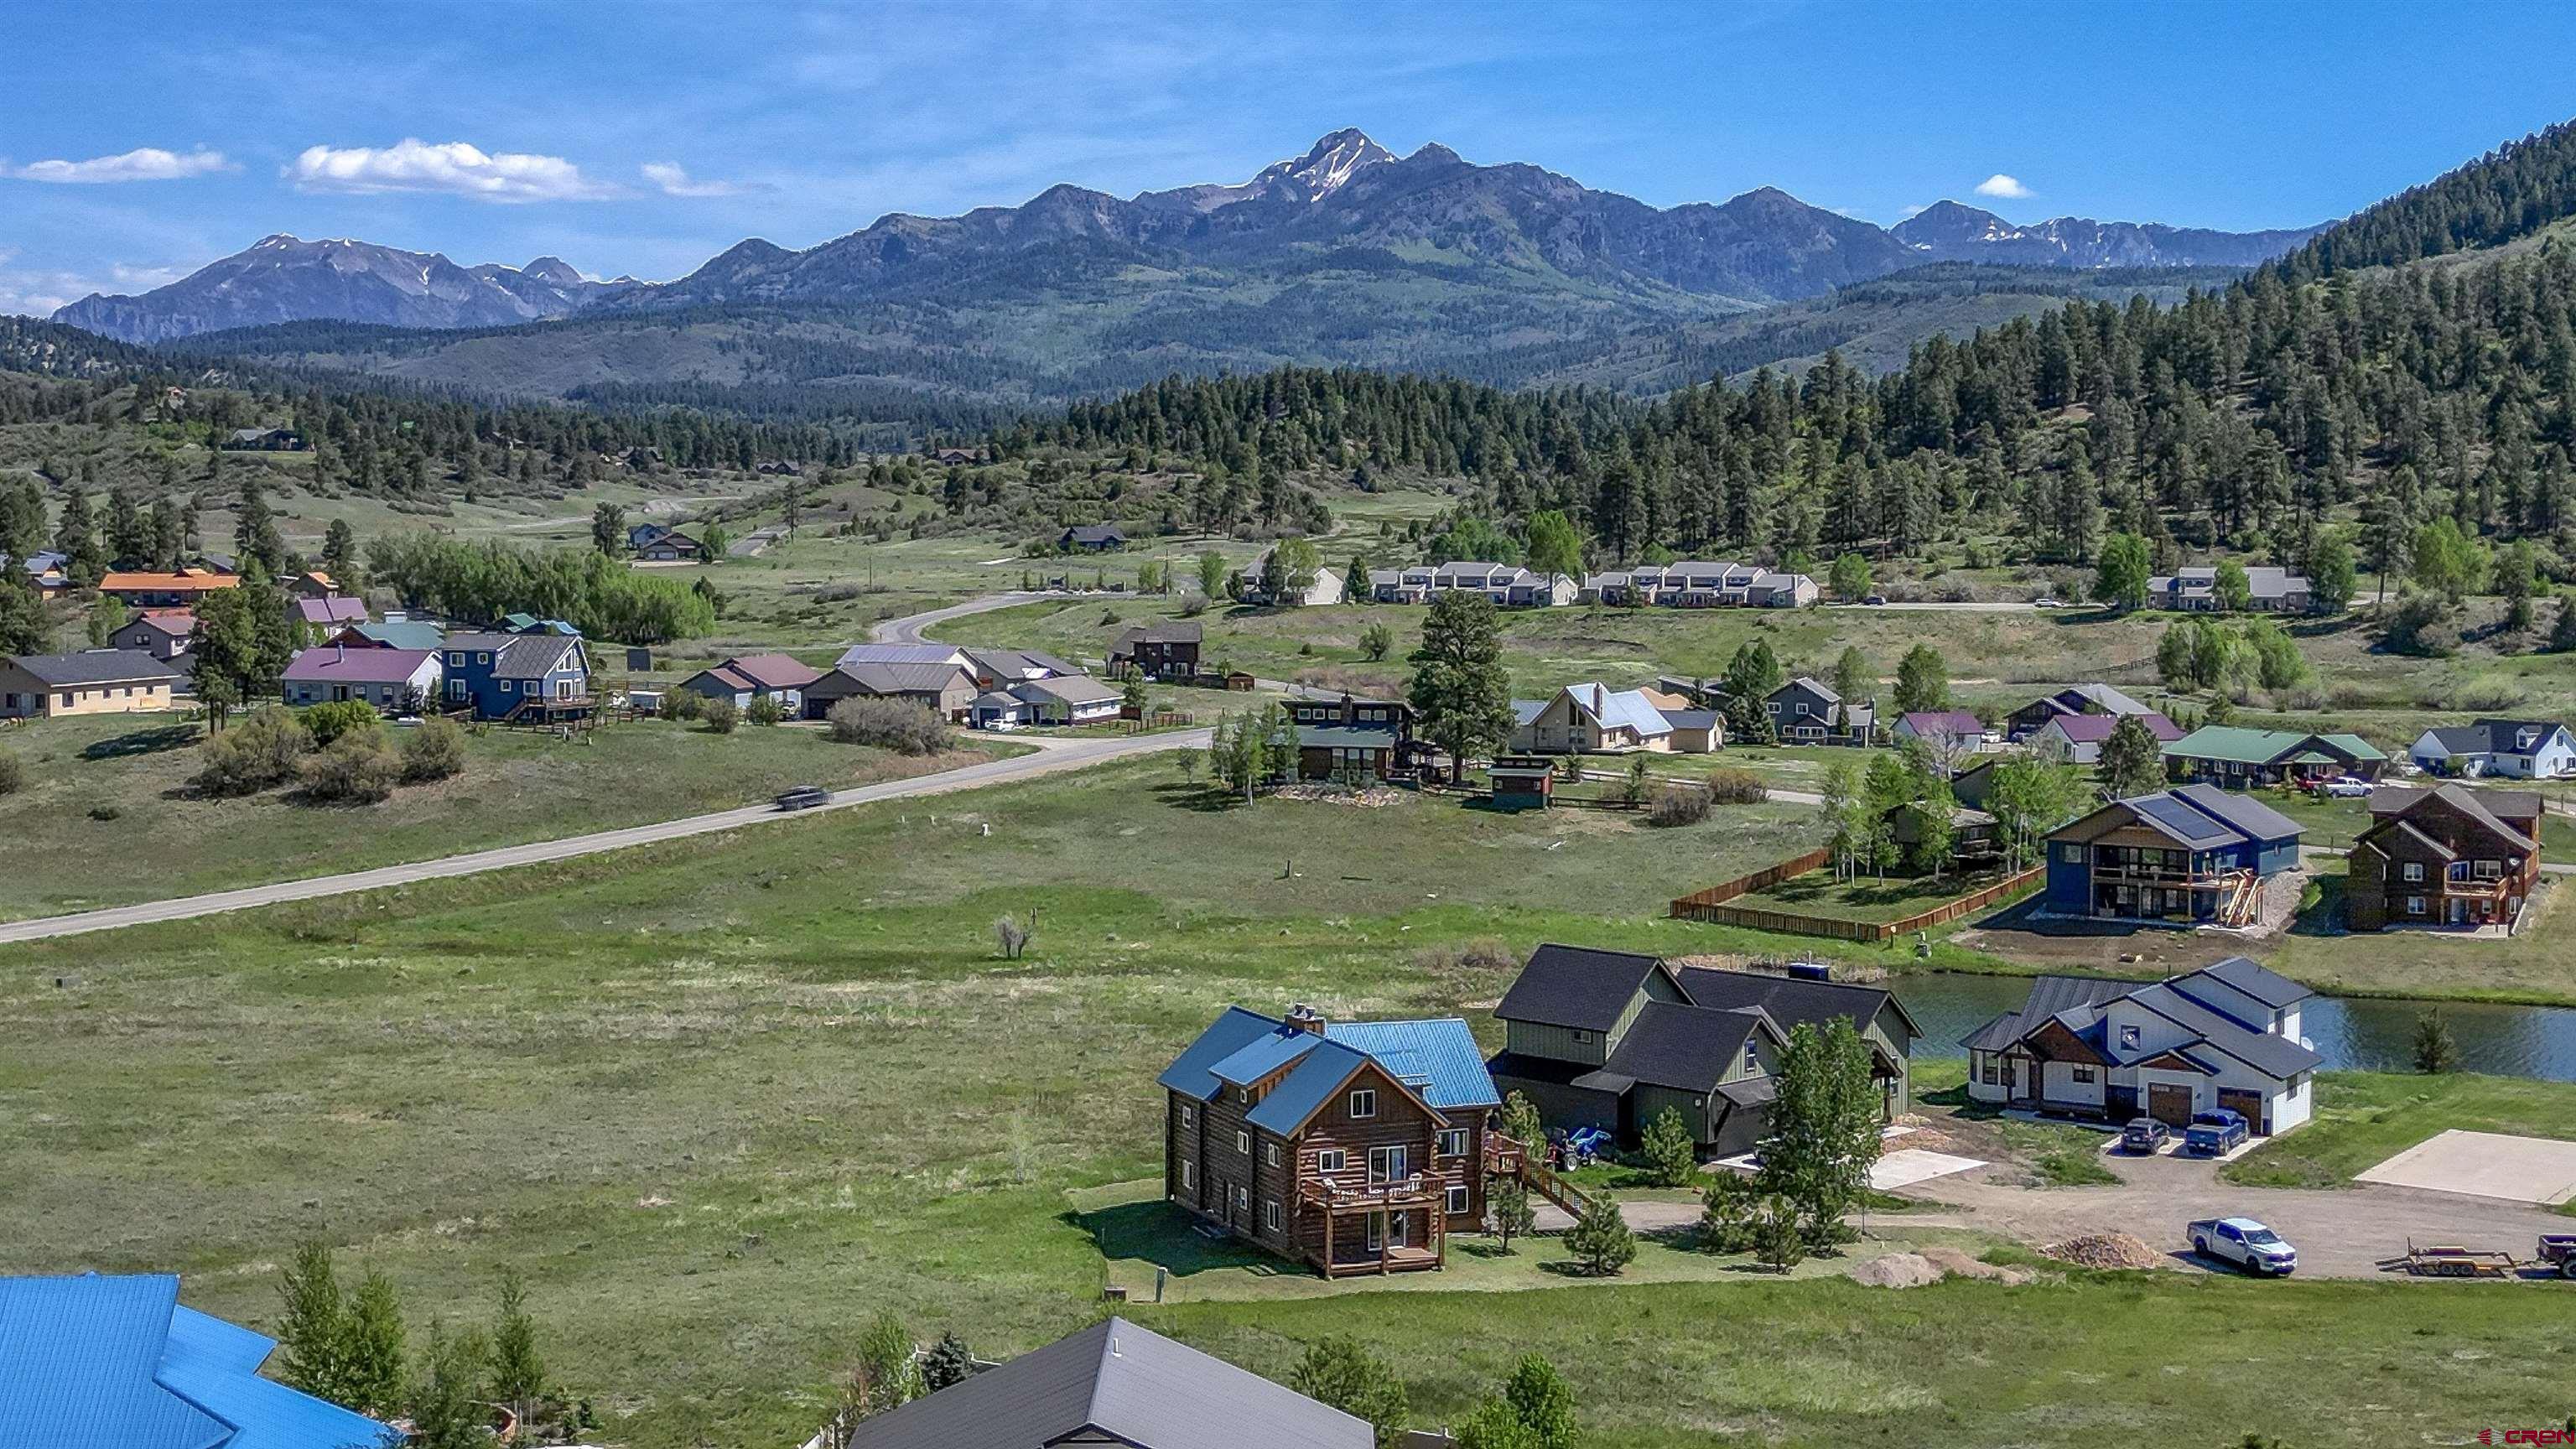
[1485,1133,1594,1218]
[2215,869,2260,927]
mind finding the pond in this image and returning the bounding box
[1897,971,2576,1082]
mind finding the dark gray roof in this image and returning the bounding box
[5,650,180,687]
[844,1317,1368,1449]
[1493,943,1666,1033]
[2127,982,2322,1079]
[1955,975,2132,1051]
[2369,782,2541,849]
[1671,964,1920,1043]
[1117,620,1202,647]
[1716,1075,1779,1109]
[2186,956,2313,1010]
[816,662,969,695]
[1662,709,1722,730]
[2171,782,2300,842]
[1597,1001,1769,1093]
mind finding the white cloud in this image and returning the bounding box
[641,161,768,198]
[8,148,232,184]
[288,139,626,203]
[1897,203,1929,219]
[1974,174,2033,200]
[0,257,189,316]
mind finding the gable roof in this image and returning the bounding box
[842,1316,1368,1449]
[2184,955,2313,1010]
[282,647,435,685]
[1493,943,1669,1033]
[2124,981,2321,1079]
[2169,782,2301,842]
[4,650,182,688]
[1114,620,1202,647]
[714,652,821,690]
[2362,782,2538,853]
[819,662,972,695]
[1159,1009,1494,1133]
[0,1274,388,1449]
[343,621,443,650]
[291,597,366,626]
[1956,974,2132,1052]
[2043,711,2183,745]
[120,611,195,640]
[1062,523,1127,544]
[835,642,968,671]
[1898,710,1985,737]
[1558,683,1672,737]
[492,634,581,678]
[1014,674,1120,706]
[100,569,237,595]
[2165,724,2387,765]
[1672,963,1923,1041]
[1596,1001,1772,1093]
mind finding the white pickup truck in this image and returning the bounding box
[2188,1217,2298,1275]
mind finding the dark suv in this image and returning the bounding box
[2120,1117,2172,1154]
[774,785,832,812]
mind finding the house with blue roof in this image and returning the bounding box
[1958,957,2320,1135]
[2043,783,2303,925]
[1157,1004,1499,1277]
[0,1273,393,1449]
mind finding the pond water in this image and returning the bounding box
[1898,971,2576,1082]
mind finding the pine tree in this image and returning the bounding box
[487,1267,545,1431]
[274,1241,349,1404]
[1406,593,1514,783]
[344,1268,408,1418]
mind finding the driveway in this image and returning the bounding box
[0,727,1209,945]
[1888,1142,2576,1279]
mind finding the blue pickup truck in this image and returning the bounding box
[2183,1109,2249,1157]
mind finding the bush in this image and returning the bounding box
[0,749,22,796]
[660,688,704,720]
[299,724,402,804]
[1639,1106,1699,1187]
[1699,1171,1759,1254]
[745,693,786,726]
[1705,767,1768,804]
[700,697,740,734]
[826,698,950,756]
[1645,785,1711,827]
[299,699,379,746]
[195,708,314,795]
[1561,1196,1636,1276]
[401,717,467,783]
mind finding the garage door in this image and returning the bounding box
[2218,1088,2267,1135]
[2148,1083,2194,1127]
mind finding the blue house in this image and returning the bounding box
[2044,783,2303,926]
[0,1273,392,1449]
[441,631,592,722]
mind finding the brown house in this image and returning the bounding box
[2345,783,2543,931]
[1284,692,1415,782]
[1109,620,1202,680]
[1157,1005,1498,1277]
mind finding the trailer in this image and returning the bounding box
[2378,1239,2521,1279]
[2537,1233,2576,1279]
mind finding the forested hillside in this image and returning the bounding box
[1015,120,2576,586]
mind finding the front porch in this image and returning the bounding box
[1300,1177,1450,1278]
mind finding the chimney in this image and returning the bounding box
[335,643,345,662]
[1285,1003,1326,1036]
[1592,683,1606,716]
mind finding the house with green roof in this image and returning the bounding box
[1158,1004,1498,1276]
[2163,724,2387,789]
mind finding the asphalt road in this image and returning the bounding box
[0,726,1208,945]
[867,590,1065,645]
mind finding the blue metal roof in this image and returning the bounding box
[1327,1018,1500,1110]
[1155,1007,1280,1100]
[0,1275,388,1449]
[1207,1030,1323,1088]
[2170,783,2302,844]
[1246,1040,1377,1135]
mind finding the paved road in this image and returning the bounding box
[868,591,1065,645]
[0,728,1208,945]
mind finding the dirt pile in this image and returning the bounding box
[2041,1233,2163,1269]
[1852,1248,2041,1288]
[1920,1245,2035,1285]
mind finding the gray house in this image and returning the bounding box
[1763,676,1874,745]
[2146,565,2312,613]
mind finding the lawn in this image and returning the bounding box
[2267,864,2576,1006]
[1736,866,2029,924]
[0,711,1010,920]
[2221,1070,2576,1202]
[3,756,2564,1448]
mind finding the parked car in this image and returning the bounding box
[1862,595,1888,606]
[2183,1108,2250,1156]
[2188,1216,2297,1275]
[774,785,832,812]
[2119,1117,2172,1154]
[2033,596,2064,609]
[2319,776,2372,798]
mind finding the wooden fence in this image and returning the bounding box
[1669,858,2044,943]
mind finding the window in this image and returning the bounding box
[1348,1089,1376,1119]
[2063,844,2085,864]
[1178,1104,1193,1129]
[1265,1142,1280,1167]
[1367,1145,1407,1183]
[2402,861,2423,883]
[1265,1199,1281,1232]
[1569,1028,1592,1045]
[2407,896,2427,916]
[2119,1025,2139,1050]
[1179,1161,1193,1190]
[500,679,514,693]
[1317,1149,1346,1173]
[1235,1130,1251,1156]
[1234,1186,1249,1213]
[1743,1039,1760,1072]
[1446,1185,1470,1214]
[1979,1055,2000,1086]
[476,652,490,664]
[1437,1129,1467,1158]
[2071,1066,2096,1084]
[449,652,465,666]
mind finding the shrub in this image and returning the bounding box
[299,724,402,803]
[745,693,786,726]
[195,708,314,795]
[1646,785,1711,827]
[1753,1198,1807,1272]
[661,688,704,720]
[1287,1337,1410,1448]
[827,698,950,755]
[299,699,379,747]
[1639,1106,1699,1187]
[401,717,467,782]
[1561,1196,1636,1276]
[700,697,740,734]
[0,749,22,796]
[1700,1171,1759,1254]
[1706,767,1768,804]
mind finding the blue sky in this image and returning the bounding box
[7,0,2576,315]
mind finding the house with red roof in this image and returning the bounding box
[2029,709,2184,763]
[678,652,823,713]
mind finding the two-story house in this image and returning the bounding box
[1284,691,1415,781]
[1763,677,1874,745]
[2407,718,2576,779]
[2043,784,2303,925]
[109,610,195,664]
[1486,944,1918,1155]
[440,631,592,722]
[1961,957,2319,1135]
[1366,562,1577,607]
[2345,783,2542,931]
[1508,683,1712,755]
[1158,1005,1498,1277]
[1108,621,1202,680]
[2003,683,2158,740]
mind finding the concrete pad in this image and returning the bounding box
[1871,1148,1986,1191]
[2355,1130,2576,1205]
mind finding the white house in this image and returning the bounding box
[1367,562,1576,606]
[1239,548,1346,607]
[1960,957,2317,1136]
[2408,719,2576,780]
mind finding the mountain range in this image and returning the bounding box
[49,130,2331,417]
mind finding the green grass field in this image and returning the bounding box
[0,712,1008,920]
[1735,866,2024,924]
[2222,1071,2576,1208]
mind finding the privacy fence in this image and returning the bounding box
[1669,856,2044,943]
